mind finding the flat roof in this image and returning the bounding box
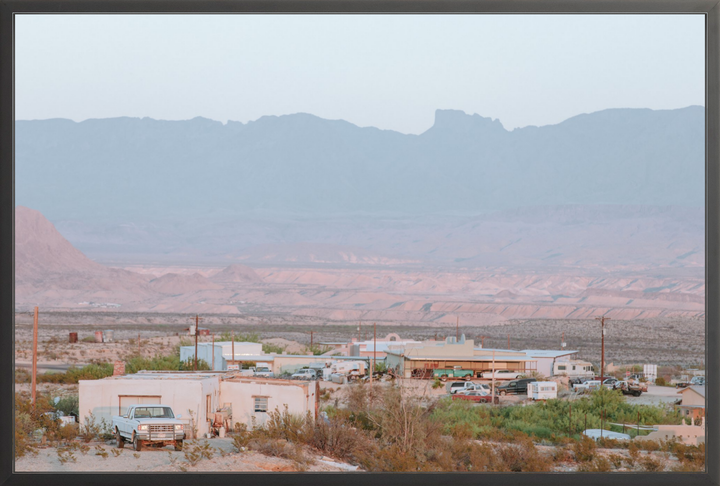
[94,371,225,381]
[405,355,536,362]
[222,376,308,387]
[521,350,579,358]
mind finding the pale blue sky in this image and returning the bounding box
[15,14,704,134]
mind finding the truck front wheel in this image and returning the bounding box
[133,434,142,452]
[115,429,124,449]
[440,375,448,382]
[174,440,183,451]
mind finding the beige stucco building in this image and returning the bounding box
[79,371,316,438]
[644,417,705,446]
[386,336,537,379]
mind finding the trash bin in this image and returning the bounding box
[69,332,78,343]
[94,331,103,343]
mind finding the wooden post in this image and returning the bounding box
[507,334,510,350]
[373,323,377,375]
[637,411,640,437]
[137,333,140,355]
[31,307,38,408]
[310,331,314,349]
[315,380,320,421]
[491,350,496,401]
[194,315,199,371]
[584,413,587,434]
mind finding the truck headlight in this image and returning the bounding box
[138,425,148,431]
[175,424,184,431]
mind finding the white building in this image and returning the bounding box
[79,371,316,438]
[520,350,582,377]
[180,341,268,371]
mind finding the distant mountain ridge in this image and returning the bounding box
[15,106,704,223]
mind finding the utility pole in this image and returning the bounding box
[491,350,496,403]
[596,316,610,379]
[358,321,361,343]
[192,314,202,371]
[481,336,486,348]
[456,316,459,341]
[138,333,141,356]
[507,334,510,350]
[31,307,38,408]
[561,332,566,350]
[373,322,377,376]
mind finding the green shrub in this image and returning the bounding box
[655,377,667,386]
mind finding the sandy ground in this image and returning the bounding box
[15,438,357,472]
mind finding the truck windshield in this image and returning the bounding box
[133,407,174,419]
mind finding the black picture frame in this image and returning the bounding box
[1,1,717,485]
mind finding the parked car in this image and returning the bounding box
[452,390,499,404]
[112,405,185,452]
[291,369,317,380]
[448,382,490,395]
[572,380,602,392]
[253,367,274,378]
[495,378,537,395]
[480,370,523,380]
[691,376,705,386]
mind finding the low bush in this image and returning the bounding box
[577,456,613,472]
[572,436,597,462]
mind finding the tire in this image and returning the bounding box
[115,429,124,449]
[440,375,448,382]
[633,391,641,397]
[133,434,142,452]
[463,375,472,381]
[500,390,507,396]
[174,440,183,451]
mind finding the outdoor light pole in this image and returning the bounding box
[596,316,610,379]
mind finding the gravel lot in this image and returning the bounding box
[15,438,355,472]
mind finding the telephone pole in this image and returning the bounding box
[192,314,202,371]
[31,307,38,408]
[595,316,610,379]
[310,331,314,349]
[456,316,459,341]
[507,334,510,350]
[373,322,377,376]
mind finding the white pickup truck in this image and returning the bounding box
[112,404,185,451]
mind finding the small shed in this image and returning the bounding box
[528,381,557,400]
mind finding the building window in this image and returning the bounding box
[254,397,268,413]
[558,365,566,371]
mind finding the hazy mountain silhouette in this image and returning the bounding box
[15,106,704,223]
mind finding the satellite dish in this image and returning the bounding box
[53,397,60,405]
